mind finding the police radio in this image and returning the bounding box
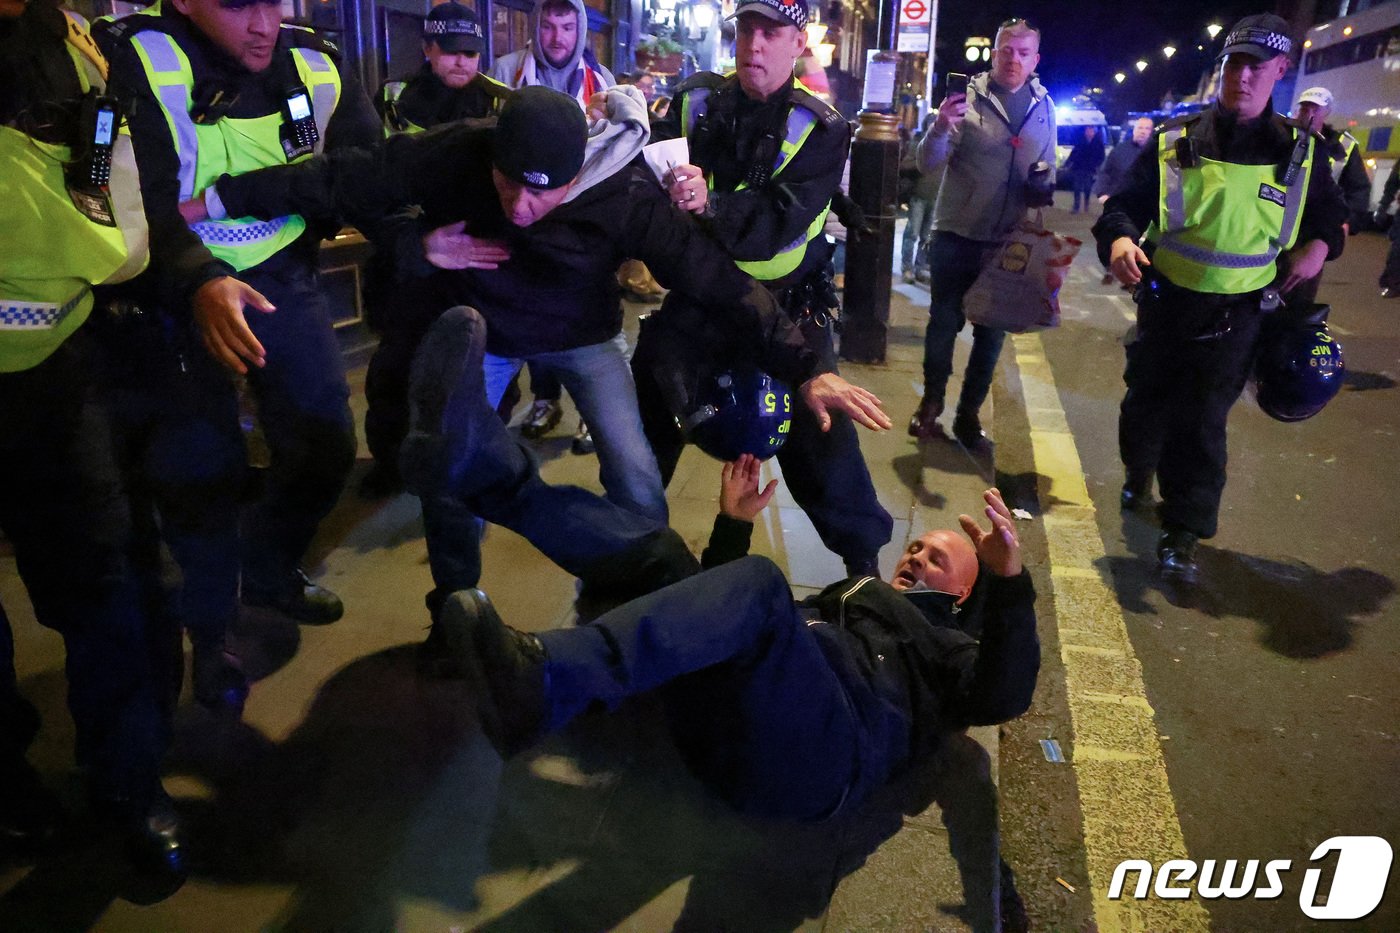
[66,92,121,226]
[280,86,318,160]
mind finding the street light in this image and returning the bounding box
[1135,59,1148,72]
[1114,72,1126,83]
[1206,23,1222,39]
[1163,45,1176,59]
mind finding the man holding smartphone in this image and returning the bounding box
[910,18,1057,448]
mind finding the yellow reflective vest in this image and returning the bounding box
[1144,123,1314,294]
[0,12,149,372]
[128,27,341,271]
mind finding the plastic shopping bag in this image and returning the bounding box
[962,213,1082,332]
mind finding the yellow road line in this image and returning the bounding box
[1012,334,1210,933]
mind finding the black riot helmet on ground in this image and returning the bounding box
[683,367,794,462]
[1253,306,1346,422]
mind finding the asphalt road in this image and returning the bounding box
[994,205,1400,932]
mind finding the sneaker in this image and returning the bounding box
[1156,528,1200,584]
[436,590,550,758]
[952,410,989,449]
[401,306,489,497]
[571,420,595,455]
[520,398,563,439]
[907,396,947,441]
[1120,469,1153,511]
[357,461,403,500]
[191,640,249,715]
[242,569,344,625]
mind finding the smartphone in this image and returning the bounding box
[945,72,969,99]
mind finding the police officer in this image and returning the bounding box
[1094,14,1348,584]
[647,0,895,578]
[360,0,511,498]
[103,0,380,624]
[1,0,183,872]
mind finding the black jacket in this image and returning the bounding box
[1093,102,1348,275]
[1093,137,1147,198]
[1319,124,1374,220]
[377,65,508,131]
[213,124,818,382]
[103,10,379,312]
[652,74,851,290]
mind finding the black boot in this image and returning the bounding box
[908,395,947,441]
[1120,468,1153,510]
[1157,527,1200,584]
[94,786,186,882]
[242,569,344,625]
[435,590,549,757]
[952,409,989,449]
[191,639,249,715]
[401,307,490,498]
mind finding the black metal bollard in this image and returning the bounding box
[840,111,901,364]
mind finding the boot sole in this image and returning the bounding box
[402,308,488,497]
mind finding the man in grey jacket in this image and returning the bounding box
[909,18,1056,448]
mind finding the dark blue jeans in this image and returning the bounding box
[0,334,169,804]
[924,231,1008,417]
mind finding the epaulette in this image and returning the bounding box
[1157,112,1202,133]
[674,71,728,95]
[282,24,342,64]
[477,73,514,100]
[789,83,846,131]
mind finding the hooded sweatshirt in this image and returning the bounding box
[489,0,613,104]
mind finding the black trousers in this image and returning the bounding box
[0,333,170,804]
[1120,284,1265,538]
[1382,220,1400,290]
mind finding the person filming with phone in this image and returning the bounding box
[909,18,1056,448]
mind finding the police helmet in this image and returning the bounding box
[1252,308,1345,422]
[684,368,793,462]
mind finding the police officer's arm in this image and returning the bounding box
[322,68,382,152]
[1092,139,1161,285]
[1338,146,1373,220]
[1282,154,1349,293]
[106,38,275,374]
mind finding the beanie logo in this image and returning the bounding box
[523,170,550,186]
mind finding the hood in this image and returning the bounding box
[530,0,588,91]
[564,85,650,202]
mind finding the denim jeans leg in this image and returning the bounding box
[924,232,986,401]
[543,338,668,523]
[957,324,1008,415]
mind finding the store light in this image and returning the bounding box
[815,42,835,67]
[1344,26,1353,36]
[804,22,826,46]
[693,3,714,30]
[966,46,981,62]
[1304,39,1313,49]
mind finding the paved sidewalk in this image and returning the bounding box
[1,277,1009,931]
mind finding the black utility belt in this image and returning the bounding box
[774,271,841,329]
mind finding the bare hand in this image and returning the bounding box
[719,453,779,522]
[1109,236,1151,286]
[423,222,512,270]
[799,372,891,432]
[1281,239,1328,294]
[586,91,609,121]
[192,276,275,374]
[179,195,209,225]
[957,488,1022,577]
[934,93,967,133]
[664,163,709,214]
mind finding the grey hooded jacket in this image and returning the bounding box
[489,0,614,97]
[920,72,1056,242]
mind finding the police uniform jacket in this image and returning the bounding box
[651,73,851,290]
[1093,101,1347,287]
[1319,123,1373,219]
[377,63,508,131]
[701,513,1039,779]
[210,123,821,385]
[104,10,379,311]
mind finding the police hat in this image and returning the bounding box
[731,0,809,32]
[424,2,486,55]
[492,86,586,190]
[1218,14,1294,61]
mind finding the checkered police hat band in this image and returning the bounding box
[738,0,808,31]
[425,20,484,38]
[1225,27,1292,56]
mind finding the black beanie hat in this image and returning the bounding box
[492,86,587,190]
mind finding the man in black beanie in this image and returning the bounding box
[184,85,889,632]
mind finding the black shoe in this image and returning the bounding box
[437,590,549,757]
[122,790,186,881]
[1157,528,1200,584]
[1382,286,1400,299]
[0,757,65,854]
[402,306,489,497]
[519,398,563,439]
[191,639,249,715]
[571,420,595,455]
[1120,469,1153,510]
[952,410,989,449]
[357,461,403,500]
[242,569,344,625]
[908,396,947,441]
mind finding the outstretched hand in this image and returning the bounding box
[719,453,779,522]
[799,373,892,432]
[423,222,511,270]
[957,488,1022,578]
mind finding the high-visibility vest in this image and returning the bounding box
[0,13,149,372]
[1331,131,1358,184]
[680,76,830,282]
[1144,124,1314,294]
[129,28,341,271]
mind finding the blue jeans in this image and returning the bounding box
[923,231,1008,416]
[902,196,934,270]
